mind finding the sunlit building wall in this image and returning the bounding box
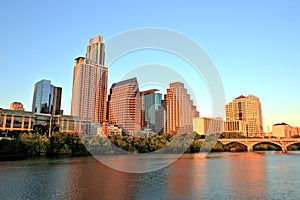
[108,78,141,135]
[71,35,108,123]
[193,117,223,136]
[272,123,300,138]
[165,82,199,134]
[225,94,263,137]
[0,108,85,134]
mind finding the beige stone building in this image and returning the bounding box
[272,123,300,138]
[193,117,223,136]
[224,94,263,137]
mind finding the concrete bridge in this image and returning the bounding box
[217,138,300,153]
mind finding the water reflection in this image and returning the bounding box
[0,153,300,200]
[65,157,139,199]
[227,153,267,199]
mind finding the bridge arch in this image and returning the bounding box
[224,142,248,152]
[250,142,283,151]
[285,142,300,150]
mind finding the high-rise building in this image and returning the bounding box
[32,79,62,115]
[140,89,162,132]
[224,94,263,137]
[107,78,141,135]
[10,102,25,111]
[165,82,199,134]
[71,35,108,123]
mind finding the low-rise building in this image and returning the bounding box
[272,123,300,138]
[193,117,223,136]
[0,108,91,135]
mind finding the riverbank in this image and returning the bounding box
[1,132,300,161]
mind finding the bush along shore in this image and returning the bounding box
[1,132,299,161]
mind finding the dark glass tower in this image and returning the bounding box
[32,79,62,115]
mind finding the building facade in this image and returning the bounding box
[156,100,167,134]
[225,94,263,137]
[0,108,86,135]
[193,117,223,136]
[140,89,162,132]
[32,79,62,115]
[108,78,141,135]
[165,82,199,134]
[71,35,108,123]
[272,123,300,138]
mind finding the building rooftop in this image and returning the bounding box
[111,77,138,89]
[235,95,246,99]
[273,122,289,126]
[140,89,159,95]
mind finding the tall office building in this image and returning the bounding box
[107,78,141,135]
[32,79,62,115]
[140,89,162,132]
[165,82,199,134]
[71,35,108,123]
[224,94,263,137]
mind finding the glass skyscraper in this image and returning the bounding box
[32,79,62,115]
[140,89,162,132]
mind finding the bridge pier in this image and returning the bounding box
[282,146,287,153]
[247,146,253,152]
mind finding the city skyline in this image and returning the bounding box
[0,1,299,130]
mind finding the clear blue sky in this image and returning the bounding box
[0,0,299,130]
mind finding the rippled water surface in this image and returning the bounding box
[0,152,300,200]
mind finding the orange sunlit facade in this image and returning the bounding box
[165,82,199,134]
[108,78,141,135]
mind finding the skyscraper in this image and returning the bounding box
[224,94,263,137]
[32,79,62,115]
[108,78,141,135]
[71,35,108,123]
[140,89,162,132]
[165,82,199,134]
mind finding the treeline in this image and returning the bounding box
[1,132,300,161]
[0,132,89,160]
[0,132,240,160]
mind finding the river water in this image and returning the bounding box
[0,152,300,200]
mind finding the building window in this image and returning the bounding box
[238,102,242,110]
[239,112,243,120]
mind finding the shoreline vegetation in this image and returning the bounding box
[1,131,300,161]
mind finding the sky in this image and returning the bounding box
[0,0,299,131]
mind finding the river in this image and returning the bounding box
[0,152,300,199]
